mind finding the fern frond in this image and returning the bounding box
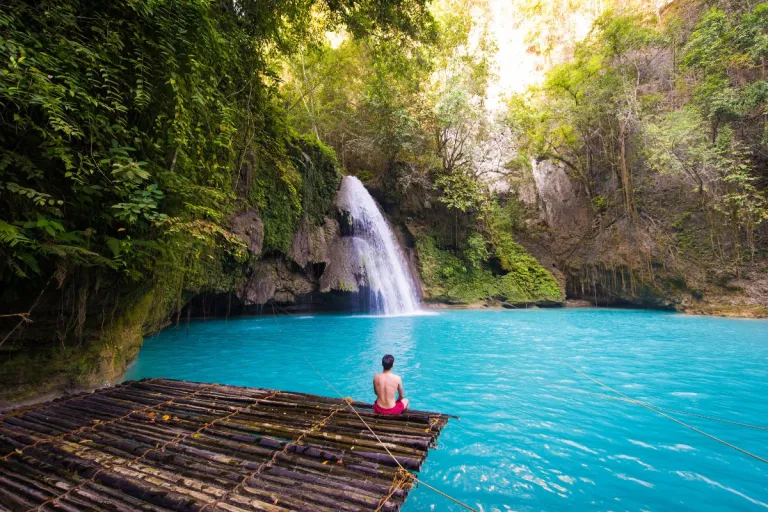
[8,259,29,279]
[105,236,123,258]
[16,251,40,275]
[42,243,118,269]
[0,220,29,247]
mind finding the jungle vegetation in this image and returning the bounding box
[0,0,438,396]
[506,0,768,300]
[1,0,767,397]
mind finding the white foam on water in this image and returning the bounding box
[345,310,438,319]
[336,176,421,315]
[615,473,654,488]
[561,439,599,455]
[613,454,657,471]
[663,443,696,452]
[676,472,768,509]
[627,439,658,450]
[670,392,703,399]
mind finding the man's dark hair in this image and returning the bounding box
[382,354,394,371]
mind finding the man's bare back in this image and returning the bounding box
[373,354,409,414]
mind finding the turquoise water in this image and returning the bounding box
[125,309,768,511]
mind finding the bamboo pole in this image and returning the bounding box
[0,379,451,511]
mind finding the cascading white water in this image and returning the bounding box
[336,176,420,315]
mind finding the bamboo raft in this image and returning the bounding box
[0,378,451,512]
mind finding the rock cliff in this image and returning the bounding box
[514,158,768,316]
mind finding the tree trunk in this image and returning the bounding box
[618,120,634,217]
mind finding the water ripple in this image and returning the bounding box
[126,309,768,511]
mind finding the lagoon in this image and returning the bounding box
[125,309,768,511]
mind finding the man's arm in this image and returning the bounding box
[373,376,377,397]
[397,378,405,401]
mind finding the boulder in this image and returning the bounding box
[241,261,276,304]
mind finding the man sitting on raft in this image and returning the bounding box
[373,354,409,415]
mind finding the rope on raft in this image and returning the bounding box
[559,359,768,465]
[267,304,767,507]
[267,304,470,510]
[1,379,449,511]
[305,358,479,512]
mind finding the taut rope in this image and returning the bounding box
[305,358,478,512]
[578,390,768,431]
[559,359,768,465]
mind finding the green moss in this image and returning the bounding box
[336,279,356,292]
[0,292,155,404]
[491,232,563,301]
[249,133,341,255]
[685,304,768,318]
[250,156,303,254]
[415,233,563,304]
[289,134,343,224]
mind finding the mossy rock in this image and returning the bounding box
[414,232,564,305]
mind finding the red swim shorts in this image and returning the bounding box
[373,399,406,415]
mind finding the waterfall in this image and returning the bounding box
[336,176,420,315]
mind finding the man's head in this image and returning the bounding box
[382,354,394,371]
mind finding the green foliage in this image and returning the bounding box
[671,211,698,252]
[507,8,663,202]
[415,233,499,302]
[282,34,436,187]
[591,195,608,213]
[435,171,484,212]
[289,134,343,224]
[0,0,432,292]
[683,7,732,73]
[464,232,490,269]
[484,200,562,300]
[416,231,562,304]
[683,4,768,136]
[250,155,303,255]
[507,1,768,279]
[281,0,495,207]
[1,0,253,286]
[712,139,768,255]
[112,185,168,224]
[491,232,562,300]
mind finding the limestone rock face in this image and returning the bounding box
[236,211,374,308]
[290,217,339,268]
[532,160,591,243]
[319,237,371,293]
[240,259,314,305]
[240,261,276,305]
[230,209,264,256]
[233,176,424,312]
[518,180,539,207]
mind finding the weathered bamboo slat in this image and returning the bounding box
[0,378,451,511]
